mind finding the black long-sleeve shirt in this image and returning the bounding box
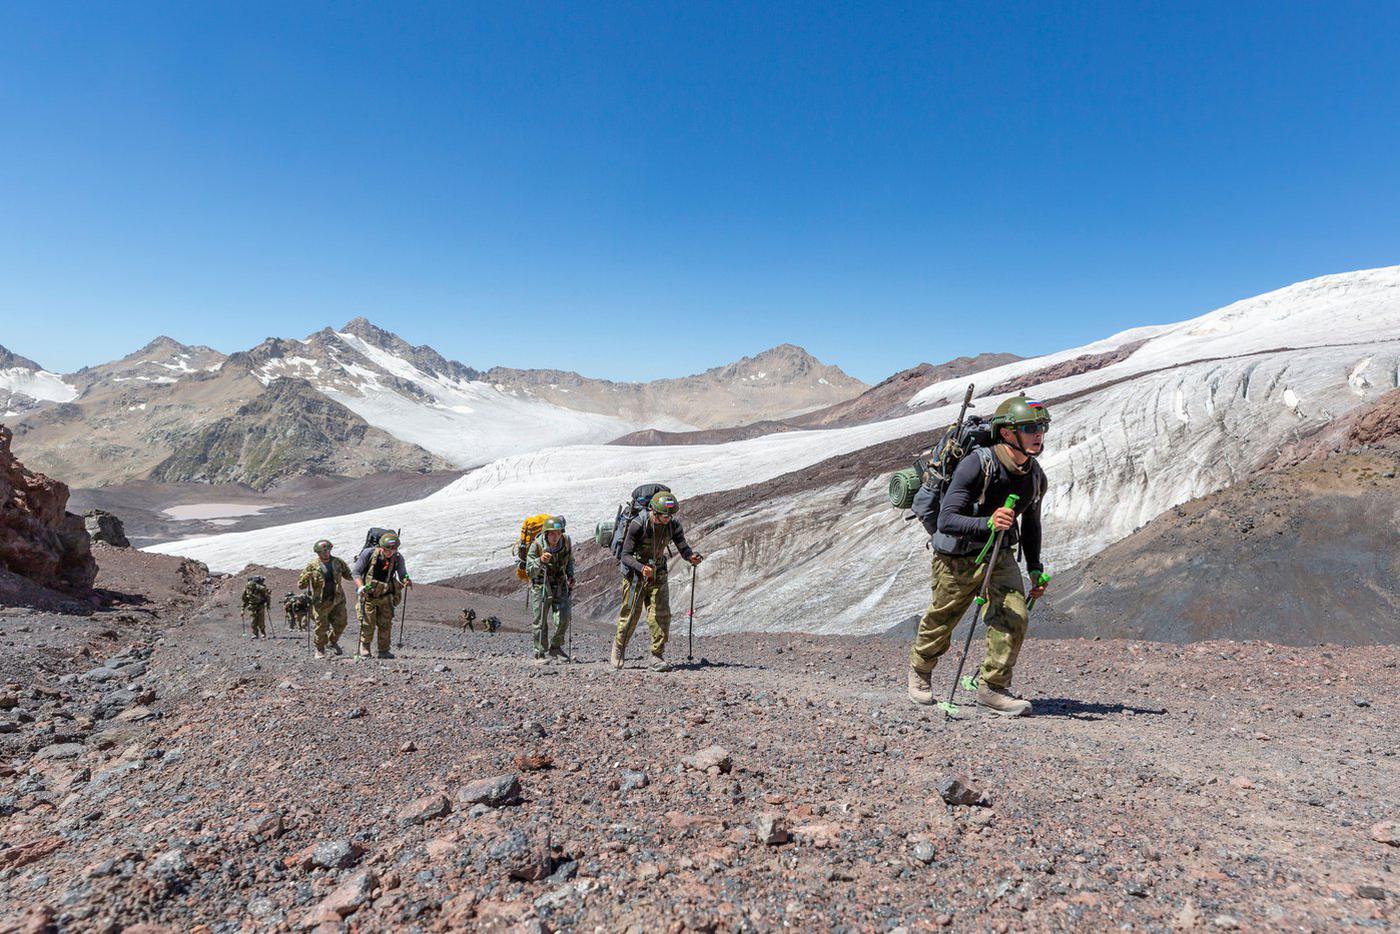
[935,447,1045,571]
[619,515,695,577]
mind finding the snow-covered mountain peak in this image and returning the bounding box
[0,345,79,408]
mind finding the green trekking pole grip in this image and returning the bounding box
[974,494,1021,565]
[1027,571,1051,611]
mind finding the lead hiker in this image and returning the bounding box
[613,490,702,671]
[526,516,575,662]
[297,539,354,658]
[906,394,1051,716]
[461,607,477,632]
[353,531,412,660]
[241,575,271,640]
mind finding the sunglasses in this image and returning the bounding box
[1015,423,1048,435]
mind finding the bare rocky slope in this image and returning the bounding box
[0,544,1395,931]
[1051,390,1400,644]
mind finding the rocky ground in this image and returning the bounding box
[1,550,1396,932]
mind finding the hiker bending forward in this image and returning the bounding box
[353,533,411,659]
[613,491,702,672]
[908,395,1051,717]
[526,517,575,661]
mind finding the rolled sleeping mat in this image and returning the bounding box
[594,519,616,548]
[888,468,920,509]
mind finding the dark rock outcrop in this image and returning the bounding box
[0,425,96,592]
[83,509,130,548]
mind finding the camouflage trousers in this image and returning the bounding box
[615,574,671,657]
[531,581,571,656]
[357,593,397,655]
[908,550,1028,689]
[311,598,348,651]
[247,608,267,637]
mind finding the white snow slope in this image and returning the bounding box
[152,267,1400,634]
[0,367,78,403]
[252,331,691,468]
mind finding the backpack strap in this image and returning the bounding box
[973,447,996,509]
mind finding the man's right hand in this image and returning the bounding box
[539,551,552,564]
[990,506,1016,532]
[641,565,654,581]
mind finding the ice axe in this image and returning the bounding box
[938,494,1019,718]
[395,582,409,649]
[239,606,247,639]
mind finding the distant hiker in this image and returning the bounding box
[282,592,297,629]
[297,539,354,658]
[353,532,412,659]
[613,490,702,671]
[241,575,272,640]
[526,516,574,662]
[461,607,477,632]
[907,395,1051,717]
[291,592,312,629]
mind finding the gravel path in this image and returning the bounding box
[1,598,1395,932]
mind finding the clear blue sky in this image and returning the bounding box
[2,2,1397,382]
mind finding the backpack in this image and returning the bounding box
[515,514,553,581]
[364,527,398,551]
[595,483,671,559]
[891,414,1009,536]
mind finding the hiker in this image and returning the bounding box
[461,607,477,632]
[613,490,702,671]
[241,575,272,639]
[353,532,412,659]
[291,592,312,630]
[297,539,354,658]
[485,615,502,634]
[907,395,1051,717]
[526,516,574,662]
[282,592,298,629]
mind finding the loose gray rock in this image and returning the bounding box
[911,841,936,864]
[147,849,192,879]
[620,769,649,791]
[457,773,522,807]
[310,839,359,870]
[937,774,990,807]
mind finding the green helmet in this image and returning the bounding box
[543,516,566,532]
[991,395,1051,430]
[650,491,680,516]
[314,539,333,554]
[379,533,400,549]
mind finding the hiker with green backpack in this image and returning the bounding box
[904,394,1052,717]
[526,516,575,662]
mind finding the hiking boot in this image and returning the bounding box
[533,651,547,666]
[610,642,624,670]
[314,649,326,659]
[976,682,1032,717]
[907,667,934,705]
[547,646,570,662]
[649,653,671,672]
[329,642,344,656]
[377,650,395,659]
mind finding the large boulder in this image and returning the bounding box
[0,425,96,591]
[83,509,130,548]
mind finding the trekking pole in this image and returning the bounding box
[1027,571,1051,612]
[240,607,246,638]
[687,563,697,661]
[938,494,1019,717]
[396,585,408,649]
[303,589,312,653]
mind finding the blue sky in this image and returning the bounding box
[2,2,1397,383]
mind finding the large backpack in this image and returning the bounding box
[594,482,671,561]
[891,414,1013,536]
[514,514,555,581]
[364,527,398,551]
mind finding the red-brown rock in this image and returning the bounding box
[0,425,96,592]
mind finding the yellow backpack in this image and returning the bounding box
[515,514,552,580]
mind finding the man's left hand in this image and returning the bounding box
[688,553,703,566]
